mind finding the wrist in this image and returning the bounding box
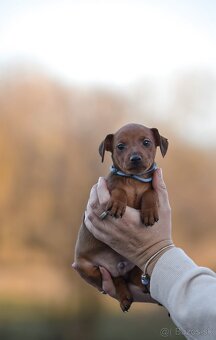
[147,246,173,276]
[135,239,173,270]
[140,244,175,290]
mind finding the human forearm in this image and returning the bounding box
[150,247,216,339]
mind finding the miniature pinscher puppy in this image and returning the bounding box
[73,123,168,312]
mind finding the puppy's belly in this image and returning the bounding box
[92,250,135,278]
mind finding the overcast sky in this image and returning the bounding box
[0,0,216,145]
[0,0,216,87]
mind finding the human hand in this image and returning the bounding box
[85,168,173,274]
[99,266,157,304]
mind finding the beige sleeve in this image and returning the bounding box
[150,247,216,340]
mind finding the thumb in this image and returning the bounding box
[97,177,110,207]
[152,168,170,207]
[153,168,166,190]
[99,267,116,298]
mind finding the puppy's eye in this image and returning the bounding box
[143,139,151,147]
[117,143,125,150]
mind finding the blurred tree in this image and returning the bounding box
[0,68,215,338]
[0,70,125,314]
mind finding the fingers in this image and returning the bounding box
[84,208,107,242]
[97,177,110,208]
[99,267,157,304]
[152,168,171,210]
[152,168,166,192]
[84,180,113,242]
[87,184,99,210]
[85,199,112,243]
[99,267,117,298]
[86,178,110,214]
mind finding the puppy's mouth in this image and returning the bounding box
[126,157,155,175]
[125,163,148,175]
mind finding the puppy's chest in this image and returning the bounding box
[125,179,148,209]
[108,176,149,210]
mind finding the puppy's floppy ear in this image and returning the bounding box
[99,134,114,162]
[151,128,168,157]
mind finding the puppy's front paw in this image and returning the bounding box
[106,199,126,218]
[140,207,159,226]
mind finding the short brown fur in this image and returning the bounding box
[74,124,168,311]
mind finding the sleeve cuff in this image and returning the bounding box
[150,247,197,305]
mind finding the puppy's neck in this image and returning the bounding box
[110,163,157,184]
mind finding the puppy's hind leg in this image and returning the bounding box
[112,276,133,312]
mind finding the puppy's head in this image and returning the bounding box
[99,123,168,175]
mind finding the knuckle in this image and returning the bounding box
[160,183,167,190]
[85,210,94,224]
[89,200,98,210]
[88,211,95,222]
[100,200,108,211]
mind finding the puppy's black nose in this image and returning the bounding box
[130,154,142,162]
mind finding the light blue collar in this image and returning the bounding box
[110,162,157,183]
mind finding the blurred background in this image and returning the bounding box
[0,0,216,339]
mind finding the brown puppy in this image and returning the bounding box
[73,123,168,312]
